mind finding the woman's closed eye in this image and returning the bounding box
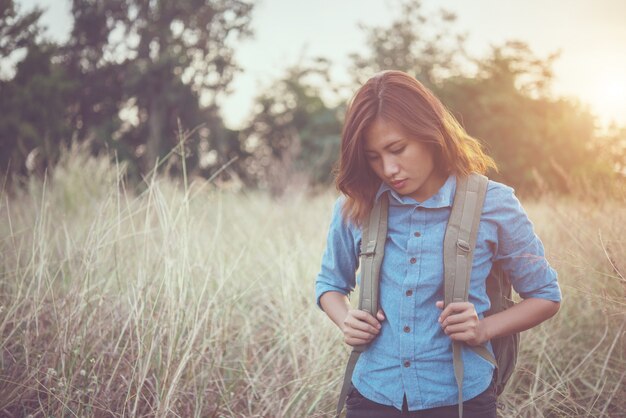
[365,147,405,160]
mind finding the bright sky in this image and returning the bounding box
[18,0,626,130]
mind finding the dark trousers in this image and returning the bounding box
[345,380,497,418]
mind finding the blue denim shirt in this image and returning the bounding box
[315,175,561,411]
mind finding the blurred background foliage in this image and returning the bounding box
[1,0,624,196]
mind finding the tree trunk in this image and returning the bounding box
[145,97,165,173]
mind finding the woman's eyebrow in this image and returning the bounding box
[364,138,406,153]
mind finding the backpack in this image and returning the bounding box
[335,173,519,418]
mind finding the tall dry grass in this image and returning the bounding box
[0,147,624,417]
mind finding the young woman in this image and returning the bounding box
[315,70,561,418]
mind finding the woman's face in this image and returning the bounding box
[363,118,447,202]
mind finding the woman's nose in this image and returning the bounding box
[382,157,400,178]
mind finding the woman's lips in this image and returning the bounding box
[391,179,407,188]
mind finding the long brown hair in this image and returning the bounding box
[335,70,496,226]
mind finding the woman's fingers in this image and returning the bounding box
[354,309,382,327]
[347,319,379,335]
[342,309,383,343]
[447,330,474,342]
[345,328,375,341]
[437,301,473,323]
[436,301,485,345]
[350,309,382,330]
[343,310,384,346]
[442,322,475,335]
[345,334,375,345]
[437,302,476,324]
[441,310,475,327]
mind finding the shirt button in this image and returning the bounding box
[403,360,411,368]
[414,231,421,237]
[409,257,417,264]
[404,326,411,333]
[405,289,413,296]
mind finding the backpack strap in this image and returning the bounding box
[357,191,389,321]
[335,192,389,418]
[443,173,495,418]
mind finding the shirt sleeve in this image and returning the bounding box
[484,182,562,302]
[314,196,360,311]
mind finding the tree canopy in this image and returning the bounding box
[1,0,253,183]
[0,0,623,195]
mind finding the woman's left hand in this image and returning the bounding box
[435,301,488,346]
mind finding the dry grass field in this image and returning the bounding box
[0,149,624,417]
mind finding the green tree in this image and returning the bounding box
[0,0,254,184]
[64,0,254,174]
[349,0,617,193]
[0,43,76,180]
[242,58,342,195]
[439,41,604,193]
[349,0,467,89]
[0,0,42,59]
[0,2,77,182]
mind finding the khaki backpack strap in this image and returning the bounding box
[335,192,389,418]
[335,351,361,418]
[443,173,489,418]
[357,191,389,321]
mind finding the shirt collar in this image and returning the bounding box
[374,174,456,208]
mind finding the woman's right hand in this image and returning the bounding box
[341,308,386,347]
